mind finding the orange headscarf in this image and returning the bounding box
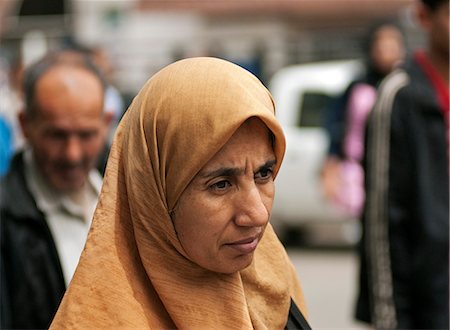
[50,57,306,329]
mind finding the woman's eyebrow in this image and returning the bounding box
[199,159,277,179]
[256,159,277,173]
[199,167,244,179]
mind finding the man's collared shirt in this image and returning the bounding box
[23,149,102,286]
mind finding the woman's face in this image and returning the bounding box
[370,25,405,74]
[173,118,276,274]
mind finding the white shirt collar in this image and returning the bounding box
[23,148,102,223]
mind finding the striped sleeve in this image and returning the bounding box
[364,69,410,330]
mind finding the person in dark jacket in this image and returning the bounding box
[1,50,112,329]
[356,0,449,328]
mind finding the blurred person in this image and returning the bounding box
[89,46,126,174]
[0,50,113,329]
[50,57,311,329]
[57,42,126,173]
[0,57,15,175]
[321,20,405,217]
[90,45,125,133]
[356,0,449,328]
[0,52,26,153]
[0,114,13,176]
[56,42,125,124]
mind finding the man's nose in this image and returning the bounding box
[64,136,83,163]
[234,184,269,227]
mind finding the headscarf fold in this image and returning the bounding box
[51,57,306,329]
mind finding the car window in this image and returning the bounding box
[297,91,333,128]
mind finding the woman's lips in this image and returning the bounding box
[226,235,260,254]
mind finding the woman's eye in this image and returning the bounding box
[210,180,231,191]
[255,168,273,181]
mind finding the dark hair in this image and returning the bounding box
[361,19,404,85]
[363,19,403,57]
[22,49,107,116]
[421,0,448,11]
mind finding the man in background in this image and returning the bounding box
[1,51,112,328]
[356,0,449,328]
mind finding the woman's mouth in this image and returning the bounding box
[226,235,260,254]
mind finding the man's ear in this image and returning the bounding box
[18,110,30,140]
[104,111,114,129]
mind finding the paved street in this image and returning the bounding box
[287,248,372,330]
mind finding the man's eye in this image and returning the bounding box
[47,130,67,140]
[210,180,231,191]
[79,131,97,140]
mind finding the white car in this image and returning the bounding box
[269,60,364,246]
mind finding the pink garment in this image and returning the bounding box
[344,84,377,162]
[336,83,376,217]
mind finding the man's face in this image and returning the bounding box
[419,1,450,59]
[20,65,111,193]
[430,2,450,58]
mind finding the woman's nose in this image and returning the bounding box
[234,184,269,228]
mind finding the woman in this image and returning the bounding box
[321,21,405,216]
[50,57,309,329]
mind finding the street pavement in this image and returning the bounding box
[287,248,372,330]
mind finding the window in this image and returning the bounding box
[297,91,333,128]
